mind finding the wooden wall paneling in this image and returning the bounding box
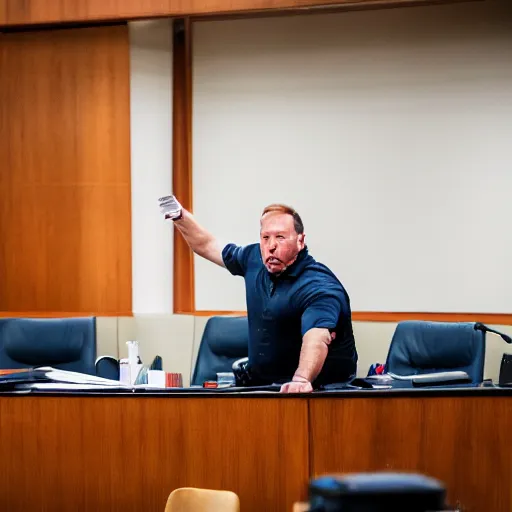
[0,25,132,315]
[309,397,512,512]
[0,396,309,512]
[172,18,195,313]
[0,0,480,27]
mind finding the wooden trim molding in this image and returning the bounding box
[0,312,133,318]
[192,311,512,324]
[0,0,480,28]
[351,312,512,324]
[193,311,248,317]
[172,18,195,314]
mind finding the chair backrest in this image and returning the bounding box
[191,316,249,386]
[309,472,446,512]
[165,487,240,512]
[385,320,485,383]
[0,317,97,375]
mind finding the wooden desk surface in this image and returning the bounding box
[0,391,510,512]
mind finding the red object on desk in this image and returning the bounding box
[166,372,183,388]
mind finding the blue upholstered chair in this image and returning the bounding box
[0,317,119,379]
[191,316,249,386]
[385,320,486,383]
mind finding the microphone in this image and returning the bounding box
[474,322,512,344]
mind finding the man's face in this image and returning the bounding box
[260,212,305,274]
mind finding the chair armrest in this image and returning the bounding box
[95,356,120,381]
[232,357,251,386]
[232,357,249,371]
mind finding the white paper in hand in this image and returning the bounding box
[158,195,182,220]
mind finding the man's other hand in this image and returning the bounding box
[280,380,313,393]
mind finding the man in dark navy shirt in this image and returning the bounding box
[159,196,357,393]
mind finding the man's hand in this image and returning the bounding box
[280,379,313,393]
[158,195,183,221]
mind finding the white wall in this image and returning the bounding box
[129,20,174,314]
[119,11,512,386]
[192,0,512,313]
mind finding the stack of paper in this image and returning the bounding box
[0,367,130,391]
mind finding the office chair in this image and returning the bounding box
[385,320,487,384]
[165,487,240,512]
[191,316,249,386]
[307,472,449,512]
[0,317,119,379]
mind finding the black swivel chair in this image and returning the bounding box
[0,317,119,379]
[385,320,486,384]
[191,316,249,386]
[385,320,511,385]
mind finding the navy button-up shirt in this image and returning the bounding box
[222,243,357,385]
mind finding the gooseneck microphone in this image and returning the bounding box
[474,322,512,344]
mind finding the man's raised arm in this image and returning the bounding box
[159,195,225,268]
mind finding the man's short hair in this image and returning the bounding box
[261,203,304,234]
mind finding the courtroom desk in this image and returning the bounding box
[309,388,512,512]
[0,388,510,512]
[0,393,309,512]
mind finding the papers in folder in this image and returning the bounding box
[0,367,130,391]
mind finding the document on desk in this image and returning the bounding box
[0,368,284,393]
[16,383,130,391]
[0,366,129,390]
[40,367,125,386]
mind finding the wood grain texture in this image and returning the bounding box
[0,396,309,512]
[0,26,132,315]
[173,18,195,314]
[310,396,512,512]
[0,0,477,26]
